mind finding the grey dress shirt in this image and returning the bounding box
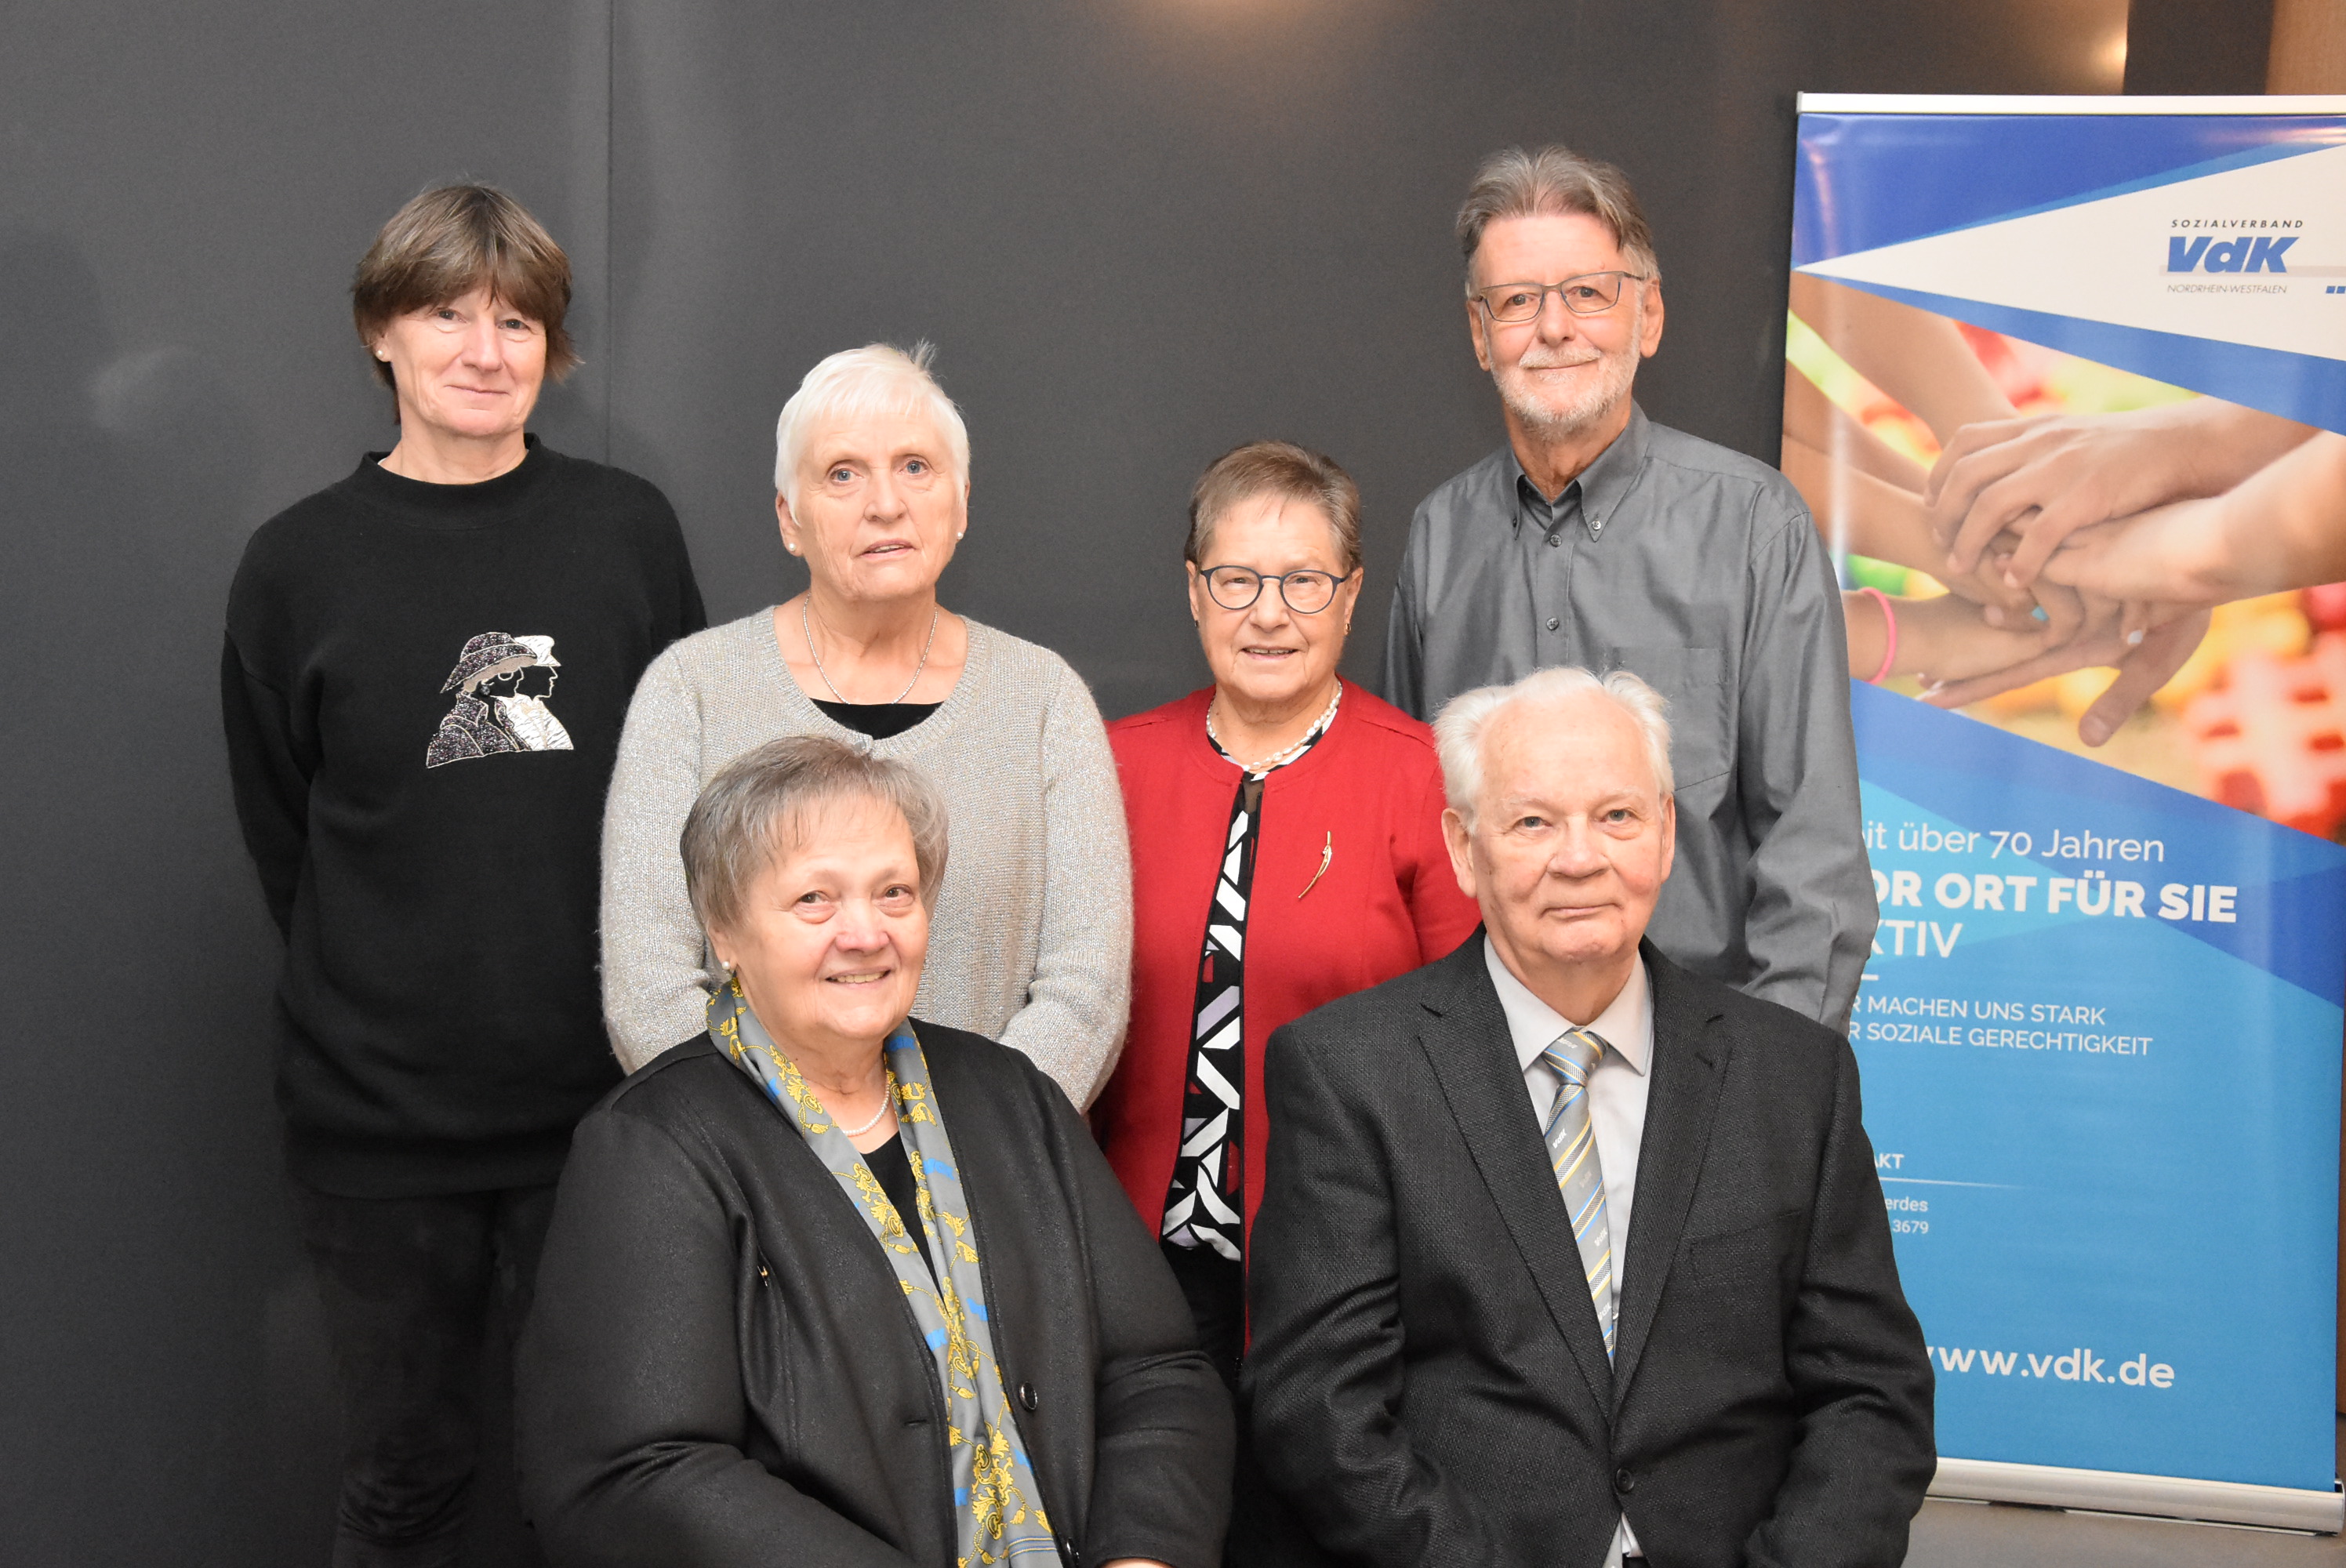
[1382,405,1875,1028]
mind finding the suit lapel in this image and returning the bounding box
[1414,938,1616,1416]
[1609,943,1728,1410]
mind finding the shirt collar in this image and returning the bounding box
[1483,935,1653,1076]
[1505,401,1651,543]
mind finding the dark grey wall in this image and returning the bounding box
[0,2,2258,1563]
[2127,0,2278,93]
[1,5,608,1563]
[600,0,2141,714]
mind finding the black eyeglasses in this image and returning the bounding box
[1472,270,1648,324]
[1199,565,1347,615]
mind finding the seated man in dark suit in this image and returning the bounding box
[1244,664,1933,1568]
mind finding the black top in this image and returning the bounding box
[515,1021,1234,1568]
[862,1132,935,1276]
[220,440,706,1197]
[812,699,941,741]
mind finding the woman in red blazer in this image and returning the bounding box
[1093,442,1480,1388]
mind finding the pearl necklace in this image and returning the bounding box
[1208,683,1342,775]
[835,1090,895,1140]
[804,599,940,706]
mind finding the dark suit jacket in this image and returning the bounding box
[1243,937,1933,1568]
[516,1023,1233,1568]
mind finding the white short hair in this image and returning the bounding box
[772,341,971,506]
[1433,666,1674,827]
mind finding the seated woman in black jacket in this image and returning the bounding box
[518,735,1232,1568]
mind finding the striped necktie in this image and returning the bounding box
[1542,1027,1616,1359]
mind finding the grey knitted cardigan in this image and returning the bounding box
[598,609,1132,1104]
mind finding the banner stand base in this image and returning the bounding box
[1932,1457,2344,1532]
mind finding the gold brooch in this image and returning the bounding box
[1298,832,1333,899]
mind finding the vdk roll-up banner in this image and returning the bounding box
[1786,94,2346,1530]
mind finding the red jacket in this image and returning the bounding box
[1094,681,1482,1243]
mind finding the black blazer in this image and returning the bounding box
[516,1023,1233,1568]
[1242,938,1933,1568]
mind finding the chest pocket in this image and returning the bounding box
[1603,645,1730,790]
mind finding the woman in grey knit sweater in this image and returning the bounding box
[599,343,1131,1103]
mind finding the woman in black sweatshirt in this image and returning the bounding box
[220,183,704,1563]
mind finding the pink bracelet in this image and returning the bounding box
[1858,587,1897,684]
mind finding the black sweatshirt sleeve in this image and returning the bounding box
[675,537,709,640]
[646,486,707,642]
[220,631,311,938]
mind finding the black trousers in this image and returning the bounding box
[1160,1240,1245,1392]
[293,1181,557,1568]
[1162,1241,1326,1568]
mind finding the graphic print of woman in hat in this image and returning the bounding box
[426,630,576,766]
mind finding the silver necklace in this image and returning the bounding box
[1208,682,1342,775]
[804,599,940,705]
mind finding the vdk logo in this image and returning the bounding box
[2167,234,2295,274]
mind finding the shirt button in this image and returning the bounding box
[1615,1466,1636,1494]
[1590,514,1604,532]
[1545,532,1562,547]
[1545,617,1560,632]
[1019,1381,1039,1412]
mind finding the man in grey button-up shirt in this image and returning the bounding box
[1385,145,1874,1030]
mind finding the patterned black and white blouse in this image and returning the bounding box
[1160,685,1343,1261]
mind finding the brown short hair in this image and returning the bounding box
[1185,441,1363,575]
[1455,146,1659,288]
[681,736,951,936]
[350,184,577,387]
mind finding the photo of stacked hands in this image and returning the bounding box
[1785,273,2346,838]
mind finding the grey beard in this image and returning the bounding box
[1497,341,1640,437]
[1492,296,1644,439]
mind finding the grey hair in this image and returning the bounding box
[681,735,950,936]
[1456,145,1660,289]
[1433,666,1673,828]
[772,341,971,507]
